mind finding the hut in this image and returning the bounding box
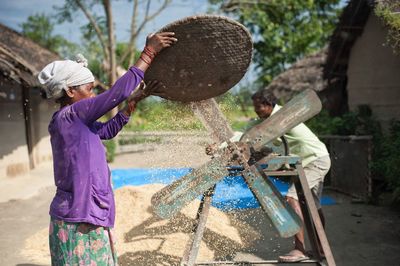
[264,48,333,111]
[0,23,59,178]
[265,0,400,127]
[263,0,400,199]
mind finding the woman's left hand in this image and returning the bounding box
[123,80,165,116]
[140,80,165,98]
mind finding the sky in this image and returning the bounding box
[0,0,348,89]
[0,0,212,47]
[0,0,259,90]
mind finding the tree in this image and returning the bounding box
[209,0,342,85]
[20,13,78,57]
[375,0,400,54]
[54,0,172,89]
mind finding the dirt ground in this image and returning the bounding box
[1,135,400,266]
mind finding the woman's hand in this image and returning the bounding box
[122,80,165,116]
[133,80,165,100]
[134,32,177,72]
[146,32,178,54]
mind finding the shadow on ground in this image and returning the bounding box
[119,206,247,264]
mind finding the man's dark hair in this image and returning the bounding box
[251,90,277,107]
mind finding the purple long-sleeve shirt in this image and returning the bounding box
[48,66,144,227]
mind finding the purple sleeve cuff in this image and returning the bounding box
[129,66,144,81]
[119,111,130,124]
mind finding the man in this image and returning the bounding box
[251,91,331,262]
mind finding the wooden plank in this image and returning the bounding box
[181,186,216,266]
[296,164,336,266]
[22,86,34,169]
[294,172,323,262]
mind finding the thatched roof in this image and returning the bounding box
[265,48,327,102]
[0,23,59,87]
[264,0,372,103]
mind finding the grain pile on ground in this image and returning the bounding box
[22,184,262,265]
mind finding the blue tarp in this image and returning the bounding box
[111,168,335,211]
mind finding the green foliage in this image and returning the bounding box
[208,0,342,85]
[308,105,400,204]
[306,110,344,135]
[307,105,381,136]
[53,0,111,75]
[371,121,400,204]
[80,16,107,42]
[52,0,144,84]
[84,41,109,84]
[223,82,259,117]
[20,13,61,51]
[102,139,116,163]
[231,120,252,131]
[53,0,83,24]
[116,43,141,70]
[88,59,105,83]
[216,92,255,130]
[375,1,400,54]
[52,0,171,84]
[20,13,78,57]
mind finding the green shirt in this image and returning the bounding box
[270,105,329,166]
[239,105,329,166]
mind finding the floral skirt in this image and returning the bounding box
[49,217,117,266]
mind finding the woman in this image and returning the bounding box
[38,32,177,265]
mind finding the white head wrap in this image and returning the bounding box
[38,54,95,99]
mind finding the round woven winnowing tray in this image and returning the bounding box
[144,15,253,102]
